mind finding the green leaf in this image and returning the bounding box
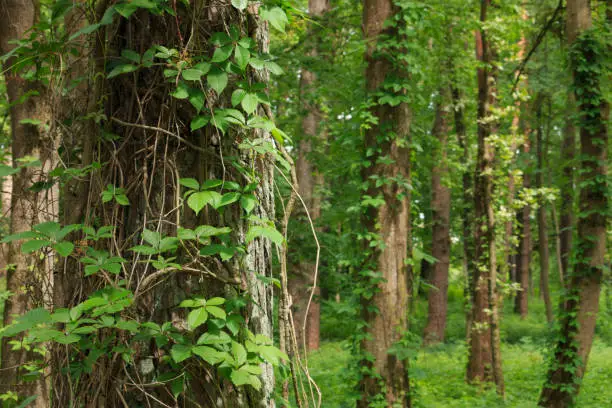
[231,0,248,11]
[212,45,233,63]
[191,115,210,131]
[171,82,190,99]
[206,305,227,320]
[260,7,288,33]
[0,164,19,177]
[234,45,250,70]
[187,191,222,215]
[142,229,161,247]
[53,242,74,257]
[21,240,51,253]
[170,344,192,363]
[195,225,232,237]
[207,68,228,95]
[264,61,284,75]
[246,225,283,246]
[192,345,226,364]
[182,68,204,81]
[199,245,236,261]
[187,307,209,330]
[130,245,158,255]
[230,368,261,390]
[107,64,138,79]
[240,194,257,214]
[231,89,247,107]
[179,178,200,190]
[188,88,206,112]
[241,93,259,115]
[197,331,231,345]
[206,297,225,306]
[232,341,247,366]
[55,333,81,344]
[215,192,241,209]
[121,49,141,64]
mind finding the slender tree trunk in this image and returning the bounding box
[467,0,504,394]
[514,135,531,318]
[0,1,55,405]
[290,0,330,353]
[358,0,411,405]
[451,83,473,343]
[540,0,608,405]
[423,86,451,346]
[535,96,553,324]
[559,95,576,283]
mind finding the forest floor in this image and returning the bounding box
[305,284,612,407]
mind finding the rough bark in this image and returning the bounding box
[0,0,54,406]
[540,0,608,405]
[48,3,276,407]
[358,0,411,405]
[423,86,451,346]
[467,0,504,394]
[535,97,553,324]
[290,0,330,353]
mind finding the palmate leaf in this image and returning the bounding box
[187,307,208,330]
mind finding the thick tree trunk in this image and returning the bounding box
[0,1,54,406]
[467,0,504,394]
[535,97,553,324]
[540,0,608,405]
[358,0,411,405]
[49,3,276,407]
[423,86,451,346]
[290,0,330,353]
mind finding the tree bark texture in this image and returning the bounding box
[0,0,55,406]
[358,0,411,405]
[540,0,608,405]
[467,0,504,394]
[423,86,451,346]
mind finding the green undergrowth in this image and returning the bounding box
[306,340,612,407]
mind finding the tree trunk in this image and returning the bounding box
[540,0,608,405]
[0,1,54,406]
[535,96,553,324]
[358,0,411,405]
[514,138,531,318]
[559,95,575,284]
[423,86,451,346]
[467,0,504,394]
[451,82,472,344]
[290,0,330,353]
[46,3,277,407]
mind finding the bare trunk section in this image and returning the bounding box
[540,0,608,405]
[290,0,330,353]
[0,1,54,406]
[423,86,451,346]
[467,0,503,394]
[358,0,411,405]
[535,96,553,324]
[514,137,531,318]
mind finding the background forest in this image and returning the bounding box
[0,0,609,407]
